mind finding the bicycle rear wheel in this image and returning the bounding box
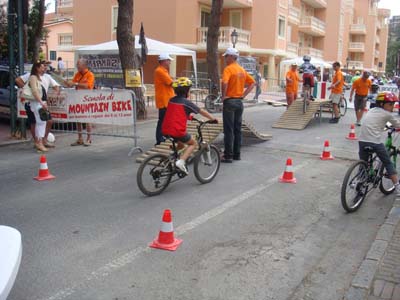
[204,94,218,113]
[136,153,173,196]
[341,160,369,213]
[193,145,221,184]
[339,97,347,117]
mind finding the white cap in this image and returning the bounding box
[158,53,173,61]
[223,47,239,57]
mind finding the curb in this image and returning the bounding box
[343,196,400,300]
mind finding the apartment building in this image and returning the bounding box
[44,0,391,83]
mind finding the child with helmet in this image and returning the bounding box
[299,55,317,99]
[161,77,218,174]
[367,83,380,109]
[359,91,400,193]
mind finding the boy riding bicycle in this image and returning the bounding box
[162,77,218,174]
[299,55,317,99]
[359,91,400,193]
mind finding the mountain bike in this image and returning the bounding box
[338,94,348,116]
[204,94,222,113]
[302,84,311,113]
[136,117,221,196]
[341,126,398,212]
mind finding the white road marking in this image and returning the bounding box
[41,161,309,300]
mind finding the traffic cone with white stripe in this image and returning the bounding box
[279,158,297,183]
[320,140,334,160]
[150,209,182,251]
[346,124,358,140]
[34,155,55,181]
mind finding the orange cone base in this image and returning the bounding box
[34,173,56,181]
[279,176,297,184]
[320,155,334,160]
[150,237,182,251]
[346,136,358,140]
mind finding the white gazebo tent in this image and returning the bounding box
[75,36,197,80]
[280,56,332,81]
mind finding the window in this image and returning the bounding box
[278,17,285,38]
[200,8,211,27]
[112,6,118,31]
[230,10,242,29]
[58,34,72,46]
[49,51,57,61]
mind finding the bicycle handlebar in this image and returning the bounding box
[190,116,218,125]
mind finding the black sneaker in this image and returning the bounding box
[233,155,241,161]
[329,118,339,124]
[221,156,233,163]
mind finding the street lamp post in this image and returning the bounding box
[231,29,238,48]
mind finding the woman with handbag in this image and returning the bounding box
[26,61,49,152]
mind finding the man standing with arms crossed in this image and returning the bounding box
[154,53,175,145]
[221,48,255,163]
[349,71,372,126]
[327,61,344,124]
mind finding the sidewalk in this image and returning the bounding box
[344,196,400,300]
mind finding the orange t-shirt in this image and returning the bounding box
[222,62,255,98]
[285,70,299,94]
[331,70,344,94]
[352,78,372,97]
[154,65,174,109]
[72,69,95,90]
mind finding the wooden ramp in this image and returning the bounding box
[136,119,272,163]
[272,99,330,130]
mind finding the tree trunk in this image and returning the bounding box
[116,0,146,119]
[32,0,45,62]
[207,0,223,95]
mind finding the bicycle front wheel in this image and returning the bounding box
[341,160,369,213]
[339,97,347,117]
[136,153,173,196]
[193,145,221,184]
[379,152,396,195]
[204,94,218,113]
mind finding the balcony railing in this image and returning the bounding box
[287,42,298,55]
[376,20,382,30]
[350,24,366,34]
[301,0,327,8]
[288,4,301,24]
[197,26,251,48]
[299,47,323,59]
[348,42,365,52]
[57,0,73,7]
[348,60,364,69]
[375,36,380,44]
[299,16,326,36]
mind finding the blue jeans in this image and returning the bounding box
[359,141,397,176]
[223,98,243,158]
[156,108,167,145]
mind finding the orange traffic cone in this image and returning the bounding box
[279,158,297,183]
[34,155,55,181]
[346,124,358,140]
[320,140,334,160]
[150,209,182,251]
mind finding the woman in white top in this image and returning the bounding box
[29,61,49,152]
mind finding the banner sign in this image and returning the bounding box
[81,54,124,88]
[18,89,134,126]
[237,56,257,76]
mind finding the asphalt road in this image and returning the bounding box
[1,104,396,300]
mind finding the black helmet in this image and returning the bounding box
[303,55,311,62]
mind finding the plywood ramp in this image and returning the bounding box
[136,119,272,163]
[272,99,330,130]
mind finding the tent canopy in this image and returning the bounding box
[280,56,332,81]
[76,36,197,79]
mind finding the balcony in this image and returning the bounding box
[348,60,364,70]
[56,0,73,14]
[348,42,365,52]
[299,47,323,59]
[301,0,327,8]
[287,42,299,55]
[197,27,251,48]
[350,24,366,35]
[288,4,301,25]
[375,36,380,44]
[299,16,326,36]
[198,0,253,8]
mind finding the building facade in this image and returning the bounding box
[44,0,391,83]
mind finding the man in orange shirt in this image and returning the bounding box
[285,63,300,107]
[154,53,175,145]
[350,71,372,126]
[221,47,256,162]
[327,61,344,123]
[65,58,95,146]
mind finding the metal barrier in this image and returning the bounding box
[379,86,399,93]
